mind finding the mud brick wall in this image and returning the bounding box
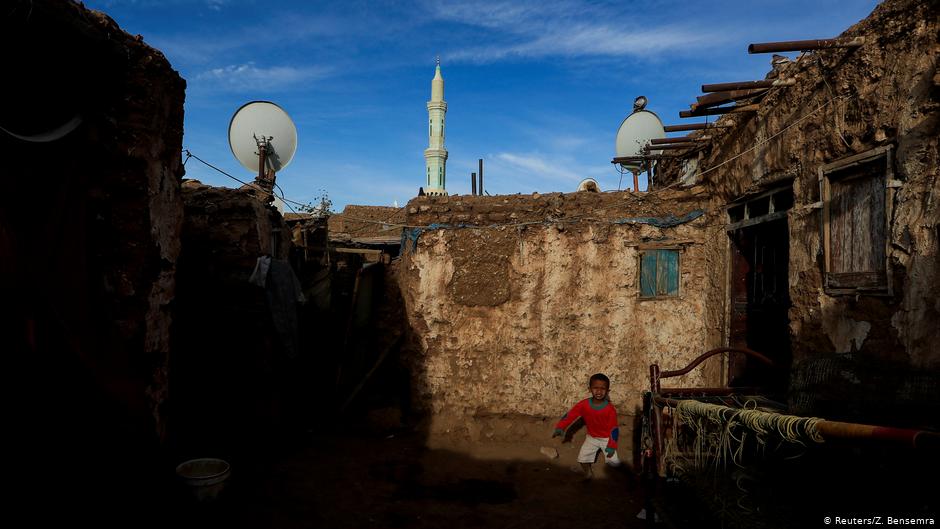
[1,0,185,519]
[656,0,940,425]
[173,181,295,457]
[329,205,406,238]
[399,189,728,444]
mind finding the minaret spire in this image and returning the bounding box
[424,58,448,196]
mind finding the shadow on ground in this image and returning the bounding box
[162,422,655,529]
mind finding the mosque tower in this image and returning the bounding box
[424,57,448,196]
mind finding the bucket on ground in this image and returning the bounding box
[175,458,231,502]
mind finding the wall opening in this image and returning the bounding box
[728,207,792,393]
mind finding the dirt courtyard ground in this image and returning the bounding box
[166,420,696,529]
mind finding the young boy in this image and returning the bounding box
[552,373,620,479]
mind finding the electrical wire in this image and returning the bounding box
[656,92,849,193]
[274,183,298,215]
[184,87,843,235]
[183,149,311,209]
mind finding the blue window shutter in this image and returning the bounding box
[661,250,679,295]
[640,252,657,297]
[641,249,679,297]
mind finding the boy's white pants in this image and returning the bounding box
[578,434,621,466]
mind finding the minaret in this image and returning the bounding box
[424,57,448,196]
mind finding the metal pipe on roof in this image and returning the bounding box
[694,89,768,110]
[650,137,694,145]
[645,143,697,151]
[747,36,864,54]
[471,172,476,195]
[702,78,796,92]
[663,123,732,132]
[650,136,710,145]
[647,143,696,150]
[611,155,676,164]
[478,158,484,196]
[679,104,759,118]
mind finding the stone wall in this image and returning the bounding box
[657,0,939,425]
[399,189,727,443]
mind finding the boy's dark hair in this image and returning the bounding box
[589,373,610,386]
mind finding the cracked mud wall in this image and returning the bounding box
[1,0,185,519]
[2,0,185,442]
[656,0,939,424]
[399,190,727,444]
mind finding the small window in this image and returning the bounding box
[726,186,792,229]
[747,196,770,217]
[639,249,680,298]
[820,146,894,294]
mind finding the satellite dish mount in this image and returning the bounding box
[253,132,275,192]
[613,95,664,192]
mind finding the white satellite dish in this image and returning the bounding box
[577,178,600,192]
[615,109,665,173]
[228,101,297,174]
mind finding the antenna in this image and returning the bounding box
[228,101,298,194]
[614,96,665,191]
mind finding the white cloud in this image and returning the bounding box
[277,160,422,211]
[97,0,232,8]
[427,0,730,63]
[494,152,582,183]
[486,152,614,195]
[149,34,240,64]
[194,63,333,92]
[430,0,548,29]
[449,24,726,63]
[146,12,345,65]
[548,135,589,150]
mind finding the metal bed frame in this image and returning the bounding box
[638,347,939,527]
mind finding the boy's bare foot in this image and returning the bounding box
[567,464,592,480]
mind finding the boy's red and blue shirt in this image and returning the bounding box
[555,398,620,449]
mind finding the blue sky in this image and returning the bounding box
[86,0,880,211]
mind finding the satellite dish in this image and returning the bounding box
[577,178,600,192]
[0,114,83,143]
[228,101,297,173]
[615,108,665,173]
